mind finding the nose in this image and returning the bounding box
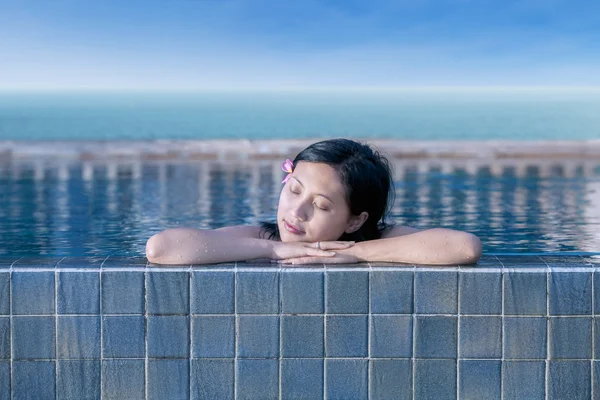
[290,198,311,222]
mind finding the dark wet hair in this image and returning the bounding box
[260,138,395,242]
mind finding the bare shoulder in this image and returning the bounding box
[214,225,265,239]
[380,225,421,239]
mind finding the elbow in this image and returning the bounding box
[462,233,482,264]
[146,233,165,264]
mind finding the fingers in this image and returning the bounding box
[307,248,336,257]
[315,241,355,251]
[279,257,325,265]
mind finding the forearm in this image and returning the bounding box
[146,228,273,265]
[345,228,482,265]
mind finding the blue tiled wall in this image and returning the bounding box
[0,255,599,399]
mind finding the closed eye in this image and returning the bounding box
[314,203,329,211]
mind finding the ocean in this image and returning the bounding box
[0,89,599,141]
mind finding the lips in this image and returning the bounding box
[283,220,305,235]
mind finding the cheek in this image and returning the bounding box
[277,190,289,216]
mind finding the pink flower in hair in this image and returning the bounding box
[281,159,294,184]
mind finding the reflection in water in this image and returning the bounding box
[0,158,598,256]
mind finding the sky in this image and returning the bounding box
[1,0,599,90]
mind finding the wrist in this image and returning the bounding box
[340,242,368,262]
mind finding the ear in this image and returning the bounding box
[345,212,369,234]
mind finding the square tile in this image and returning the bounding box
[57,316,101,359]
[281,359,324,399]
[281,271,324,314]
[459,316,502,358]
[281,316,324,358]
[147,272,189,315]
[12,316,55,359]
[459,360,501,400]
[470,255,502,268]
[12,272,55,315]
[370,360,412,400]
[0,273,9,315]
[595,273,600,315]
[102,359,145,400]
[147,316,189,358]
[0,361,9,400]
[415,316,457,358]
[147,359,189,400]
[0,318,8,359]
[237,316,279,358]
[504,317,547,359]
[192,316,235,358]
[325,316,368,357]
[594,362,600,400]
[459,272,501,315]
[496,255,548,268]
[371,316,412,358]
[101,271,144,314]
[236,272,279,314]
[595,319,600,359]
[102,316,145,358]
[326,359,368,400]
[55,256,105,269]
[191,271,235,314]
[504,272,547,315]
[236,359,278,400]
[326,271,369,314]
[57,360,100,400]
[191,359,234,400]
[503,361,545,400]
[13,361,55,400]
[371,271,413,314]
[550,317,592,359]
[0,257,18,270]
[415,271,457,314]
[549,272,592,315]
[58,272,100,314]
[102,256,147,269]
[541,256,589,268]
[13,256,63,268]
[414,359,456,400]
[548,361,590,399]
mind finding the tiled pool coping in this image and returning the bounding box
[1,254,599,399]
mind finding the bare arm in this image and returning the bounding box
[145,226,351,265]
[343,227,482,265]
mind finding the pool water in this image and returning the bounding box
[1,155,598,257]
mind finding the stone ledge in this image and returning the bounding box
[1,139,599,161]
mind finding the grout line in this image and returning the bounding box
[501,268,505,400]
[592,267,595,399]
[54,270,58,398]
[324,267,328,399]
[144,270,148,400]
[368,268,372,400]
[100,254,111,269]
[279,268,283,400]
[9,267,13,399]
[188,270,192,400]
[456,269,461,399]
[412,269,416,400]
[545,257,550,400]
[99,270,103,399]
[234,261,238,400]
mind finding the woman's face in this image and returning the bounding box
[277,161,360,243]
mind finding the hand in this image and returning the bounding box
[278,251,360,265]
[271,240,354,261]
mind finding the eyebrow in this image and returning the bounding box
[292,177,336,204]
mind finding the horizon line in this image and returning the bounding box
[2,85,600,93]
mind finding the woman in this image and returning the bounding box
[146,138,482,265]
